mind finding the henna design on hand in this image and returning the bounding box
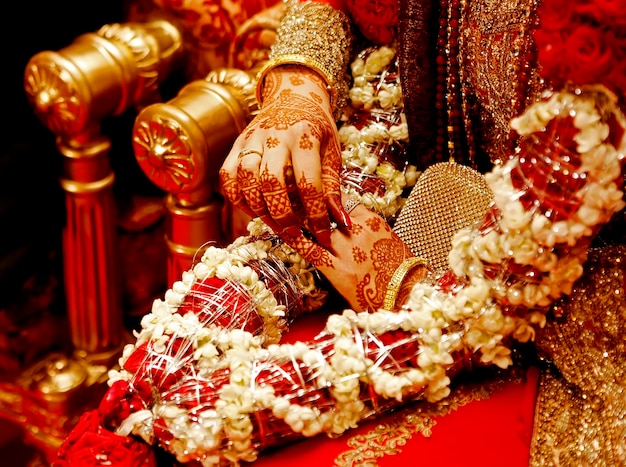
[265,136,280,148]
[258,89,327,140]
[285,234,335,268]
[352,246,367,263]
[299,133,314,150]
[356,237,406,310]
[238,167,266,214]
[289,74,305,86]
[221,65,349,245]
[350,223,364,235]
[220,169,256,218]
[261,70,281,104]
[297,173,330,245]
[365,216,384,232]
[260,166,299,232]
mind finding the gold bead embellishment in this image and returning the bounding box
[256,0,354,117]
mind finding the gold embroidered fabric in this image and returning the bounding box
[460,0,544,166]
[398,0,544,169]
[334,369,523,466]
[532,245,626,466]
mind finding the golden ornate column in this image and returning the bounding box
[24,19,183,355]
[6,20,184,460]
[132,67,259,283]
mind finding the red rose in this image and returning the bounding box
[575,0,626,30]
[346,0,398,44]
[56,410,155,467]
[563,25,614,85]
[537,0,578,31]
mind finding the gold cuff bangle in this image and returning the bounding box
[255,54,338,110]
[257,0,354,118]
[383,257,432,310]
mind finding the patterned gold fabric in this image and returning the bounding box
[398,0,544,170]
[531,245,626,466]
[460,0,544,166]
[335,368,526,466]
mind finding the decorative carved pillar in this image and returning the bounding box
[132,68,260,283]
[57,133,120,354]
[7,20,184,460]
[24,20,183,355]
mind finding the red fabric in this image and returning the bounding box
[254,309,539,467]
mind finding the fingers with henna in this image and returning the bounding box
[260,154,301,238]
[292,158,333,247]
[321,135,351,230]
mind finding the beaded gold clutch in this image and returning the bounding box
[393,161,494,273]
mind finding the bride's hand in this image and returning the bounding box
[220,65,350,248]
[280,195,422,312]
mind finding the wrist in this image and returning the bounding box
[256,0,355,119]
[256,61,334,109]
[394,265,430,309]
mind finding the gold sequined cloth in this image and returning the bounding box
[532,245,626,466]
[461,0,544,165]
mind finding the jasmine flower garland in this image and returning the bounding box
[338,44,419,222]
[102,85,624,466]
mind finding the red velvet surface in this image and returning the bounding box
[250,308,539,467]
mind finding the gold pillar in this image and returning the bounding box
[58,133,120,354]
[132,68,259,283]
[24,20,183,355]
[6,20,184,460]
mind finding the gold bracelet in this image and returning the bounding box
[255,54,337,110]
[256,0,354,117]
[383,257,432,310]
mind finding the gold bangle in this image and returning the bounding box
[383,257,432,310]
[255,54,337,110]
[256,0,354,118]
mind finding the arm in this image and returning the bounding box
[220,0,355,247]
[279,193,430,312]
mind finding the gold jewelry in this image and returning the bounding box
[343,196,360,214]
[256,54,338,110]
[238,148,263,159]
[256,0,354,118]
[383,257,432,310]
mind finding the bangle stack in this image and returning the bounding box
[383,257,432,310]
[256,0,355,118]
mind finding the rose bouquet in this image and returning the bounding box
[533,0,626,104]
